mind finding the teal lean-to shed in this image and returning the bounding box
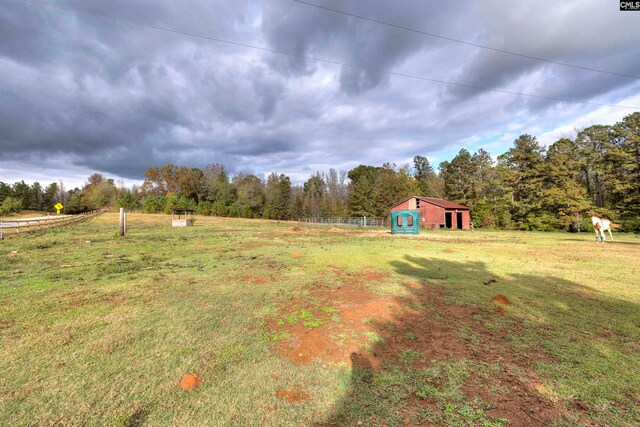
[391,210,419,235]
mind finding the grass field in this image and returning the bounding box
[1,213,639,426]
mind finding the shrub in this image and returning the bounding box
[143,196,166,214]
[115,191,141,211]
[0,197,23,215]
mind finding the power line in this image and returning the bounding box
[17,0,640,110]
[293,0,640,81]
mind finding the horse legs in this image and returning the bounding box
[608,228,613,241]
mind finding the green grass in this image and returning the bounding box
[1,213,639,426]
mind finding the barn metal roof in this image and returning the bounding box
[415,197,470,210]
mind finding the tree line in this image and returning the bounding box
[1,112,638,231]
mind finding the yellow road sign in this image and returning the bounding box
[54,203,64,214]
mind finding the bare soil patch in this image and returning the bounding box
[270,271,568,425]
[240,275,270,285]
[291,253,303,258]
[492,294,511,305]
[277,389,310,403]
[179,373,201,391]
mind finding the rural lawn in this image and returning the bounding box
[1,213,639,426]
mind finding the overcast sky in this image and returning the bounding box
[1,0,639,188]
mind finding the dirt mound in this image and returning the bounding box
[290,227,303,232]
[179,373,201,391]
[492,294,511,305]
[495,305,506,315]
[291,252,303,258]
[276,389,310,403]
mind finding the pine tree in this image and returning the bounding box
[440,149,475,205]
[575,125,614,209]
[542,138,591,230]
[613,112,640,230]
[347,165,379,217]
[498,135,546,230]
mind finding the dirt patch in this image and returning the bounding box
[291,253,303,258]
[269,268,568,426]
[0,319,16,330]
[327,228,346,233]
[179,373,201,391]
[101,293,128,306]
[277,325,340,365]
[240,275,270,285]
[240,241,271,250]
[359,271,388,282]
[272,278,398,367]
[276,389,310,403]
[492,294,511,305]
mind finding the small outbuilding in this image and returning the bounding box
[391,210,419,235]
[391,196,471,230]
[172,209,194,227]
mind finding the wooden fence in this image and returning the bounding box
[0,210,102,240]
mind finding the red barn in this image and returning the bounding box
[391,196,471,230]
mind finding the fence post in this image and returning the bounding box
[363,216,366,227]
[119,208,126,236]
[0,221,3,240]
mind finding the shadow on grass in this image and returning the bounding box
[560,237,640,246]
[322,256,640,427]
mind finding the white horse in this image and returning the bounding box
[591,216,613,243]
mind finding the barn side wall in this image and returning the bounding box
[420,204,445,229]
[461,210,470,229]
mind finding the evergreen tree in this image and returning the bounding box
[264,173,292,220]
[575,125,614,209]
[613,112,640,230]
[498,134,547,229]
[347,165,380,217]
[31,182,43,210]
[413,155,437,196]
[440,149,475,205]
[43,182,58,212]
[542,138,591,230]
[11,181,33,210]
[0,182,10,202]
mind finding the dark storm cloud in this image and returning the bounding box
[0,0,639,185]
